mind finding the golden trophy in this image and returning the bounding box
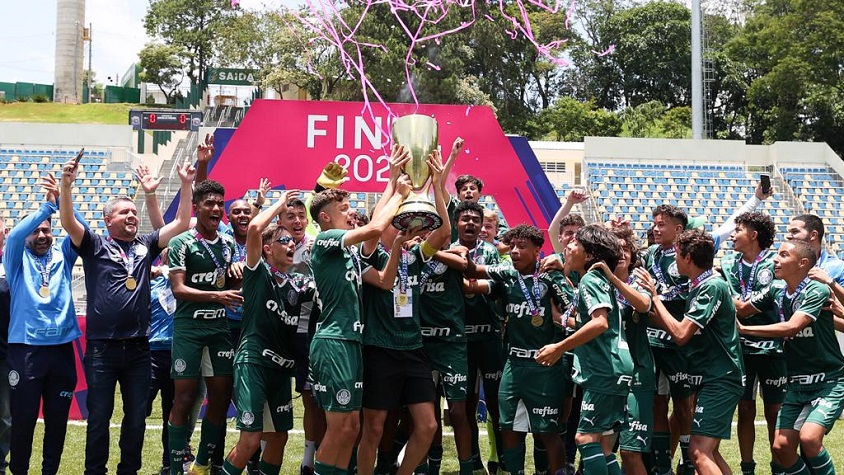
[391,114,443,231]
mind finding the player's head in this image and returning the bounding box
[732,212,776,252]
[558,214,585,249]
[25,219,53,257]
[507,224,544,272]
[277,198,307,242]
[353,210,370,228]
[786,214,824,250]
[454,200,484,244]
[227,199,253,239]
[674,229,715,276]
[262,223,295,268]
[455,175,483,202]
[567,224,621,273]
[610,225,641,274]
[192,180,226,233]
[646,225,656,247]
[103,196,139,241]
[774,240,816,281]
[310,189,352,230]
[479,209,498,243]
[652,204,688,247]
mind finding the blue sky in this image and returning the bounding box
[0,0,268,86]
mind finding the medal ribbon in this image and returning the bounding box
[689,269,715,291]
[33,249,53,290]
[194,230,230,273]
[398,249,409,297]
[778,277,810,324]
[515,261,541,317]
[107,237,136,276]
[616,275,634,308]
[234,241,246,263]
[738,251,766,301]
[348,245,362,286]
[268,264,307,293]
[651,246,685,300]
[419,260,437,289]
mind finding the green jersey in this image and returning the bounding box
[419,255,466,342]
[311,229,371,342]
[361,245,424,350]
[750,279,844,389]
[235,259,314,370]
[571,270,634,395]
[619,281,655,392]
[720,250,781,356]
[545,270,577,355]
[683,272,744,385]
[644,244,689,349]
[486,265,566,367]
[168,229,235,326]
[454,240,503,341]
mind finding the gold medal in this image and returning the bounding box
[215,269,226,289]
[125,277,137,291]
[39,285,50,298]
[397,293,408,306]
[531,314,543,327]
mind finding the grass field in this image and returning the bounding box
[0,102,139,125]
[27,390,844,474]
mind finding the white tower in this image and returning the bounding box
[54,0,86,103]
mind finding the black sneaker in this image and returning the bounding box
[487,461,499,475]
[159,467,171,475]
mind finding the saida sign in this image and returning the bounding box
[207,68,258,85]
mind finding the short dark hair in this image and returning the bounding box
[353,210,369,227]
[261,223,291,245]
[500,228,514,245]
[676,229,715,270]
[559,214,585,232]
[227,198,250,215]
[576,224,621,271]
[454,200,484,221]
[792,214,825,240]
[788,239,818,267]
[508,224,544,248]
[310,189,349,222]
[653,204,688,229]
[287,198,306,209]
[193,180,225,204]
[735,212,776,250]
[455,175,484,193]
[611,226,641,273]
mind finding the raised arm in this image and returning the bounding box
[362,230,418,290]
[157,160,196,247]
[419,149,452,254]
[363,145,409,255]
[712,182,771,249]
[345,175,412,249]
[549,189,588,254]
[441,137,464,186]
[59,160,86,248]
[246,190,297,268]
[591,263,651,313]
[135,165,165,230]
[195,133,214,184]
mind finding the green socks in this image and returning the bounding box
[168,422,189,475]
[578,442,606,475]
[652,432,671,475]
[808,449,834,475]
[605,454,621,475]
[678,435,694,475]
[784,457,811,475]
[195,419,224,466]
[459,458,476,475]
[770,461,786,475]
[534,439,548,475]
[222,460,242,475]
[260,460,281,475]
[502,443,527,475]
[428,444,443,475]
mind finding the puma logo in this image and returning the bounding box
[582,416,595,427]
[693,418,702,427]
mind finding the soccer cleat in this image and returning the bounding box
[300,466,316,475]
[188,462,212,475]
[159,467,171,475]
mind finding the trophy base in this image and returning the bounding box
[392,199,443,232]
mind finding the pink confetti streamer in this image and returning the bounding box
[230,0,240,6]
[592,44,616,57]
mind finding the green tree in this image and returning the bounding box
[620,101,691,138]
[529,97,621,141]
[138,43,185,104]
[144,0,235,84]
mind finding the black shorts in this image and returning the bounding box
[362,345,436,410]
[293,332,311,393]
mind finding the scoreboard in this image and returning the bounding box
[129,109,203,131]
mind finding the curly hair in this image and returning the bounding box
[576,224,621,271]
[610,225,641,273]
[675,229,715,270]
[735,212,776,250]
[652,204,688,229]
[310,189,349,223]
[507,224,544,248]
[454,200,485,221]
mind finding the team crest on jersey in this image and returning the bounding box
[241,412,255,426]
[538,281,549,298]
[288,289,299,306]
[174,359,187,374]
[8,370,19,387]
[405,252,417,265]
[668,262,680,278]
[758,269,773,286]
[433,261,448,275]
[336,389,352,405]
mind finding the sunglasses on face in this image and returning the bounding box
[276,236,294,245]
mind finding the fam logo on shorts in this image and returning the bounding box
[8,370,19,387]
[241,412,255,426]
[757,269,773,286]
[174,358,187,374]
[668,262,680,278]
[336,389,352,405]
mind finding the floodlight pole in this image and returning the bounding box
[691,0,703,139]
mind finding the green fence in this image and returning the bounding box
[104,85,140,104]
[0,81,54,101]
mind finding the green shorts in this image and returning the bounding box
[171,320,234,379]
[653,347,692,399]
[741,353,787,404]
[577,390,627,435]
[467,338,505,396]
[777,379,844,432]
[308,337,363,412]
[424,339,469,402]
[233,363,294,432]
[692,375,743,439]
[619,390,654,452]
[498,360,564,434]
